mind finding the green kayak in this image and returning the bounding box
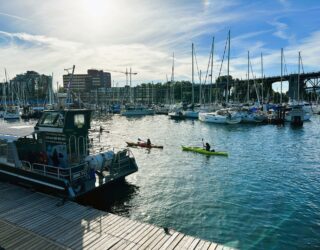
[182,146,228,156]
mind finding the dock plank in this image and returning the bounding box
[0,182,232,250]
[175,235,195,249]
[200,241,212,250]
[208,243,218,250]
[188,238,201,250]
[0,219,67,250]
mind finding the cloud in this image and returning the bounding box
[269,19,295,42]
[0,31,78,49]
[277,0,290,8]
[0,12,29,21]
[0,0,319,89]
[0,0,244,86]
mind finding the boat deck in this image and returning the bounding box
[0,182,234,250]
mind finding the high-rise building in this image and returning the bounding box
[63,69,111,93]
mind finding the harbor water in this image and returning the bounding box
[4,115,320,249]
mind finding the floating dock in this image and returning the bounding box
[0,182,234,250]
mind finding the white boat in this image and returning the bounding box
[285,104,304,125]
[285,53,311,123]
[154,104,170,115]
[3,106,20,120]
[199,109,241,124]
[239,107,267,123]
[121,104,154,116]
[285,101,311,122]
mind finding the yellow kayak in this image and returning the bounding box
[182,146,228,156]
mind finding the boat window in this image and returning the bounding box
[74,114,85,128]
[39,112,63,126]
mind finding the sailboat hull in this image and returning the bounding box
[199,112,241,124]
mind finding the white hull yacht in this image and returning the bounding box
[199,109,242,124]
[3,106,20,120]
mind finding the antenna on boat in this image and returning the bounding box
[64,65,75,109]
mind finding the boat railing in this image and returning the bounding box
[111,148,136,171]
[20,160,88,182]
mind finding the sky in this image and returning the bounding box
[0,0,320,89]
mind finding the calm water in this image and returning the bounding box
[7,115,320,249]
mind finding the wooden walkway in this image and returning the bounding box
[0,182,234,250]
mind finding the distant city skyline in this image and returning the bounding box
[0,0,319,91]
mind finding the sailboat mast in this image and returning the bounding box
[130,67,133,103]
[210,37,214,104]
[247,51,250,103]
[4,69,8,108]
[298,51,301,102]
[261,52,264,103]
[280,48,283,104]
[2,79,6,109]
[199,70,202,105]
[192,43,194,104]
[226,30,230,104]
[172,53,175,104]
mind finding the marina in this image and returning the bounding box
[1,0,320,249]
[1,113,319,249]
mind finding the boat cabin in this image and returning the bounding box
[16,109,91,168]
[0,109,138,199]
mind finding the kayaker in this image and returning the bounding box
[204,142,215,152]
[147,138,151,146]
[205,142,211,151]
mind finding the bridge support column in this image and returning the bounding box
[288,74,300,101]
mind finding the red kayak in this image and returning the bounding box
[126,141,163,149]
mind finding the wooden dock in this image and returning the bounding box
[0,182,234,250]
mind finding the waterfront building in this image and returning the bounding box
[63,69,111,104]
[0,71,52,105]
[63,69,111,90]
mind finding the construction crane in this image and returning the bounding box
[105,68,137,87]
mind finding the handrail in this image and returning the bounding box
[20,160,88,182]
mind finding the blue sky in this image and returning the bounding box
[0,0,319,88]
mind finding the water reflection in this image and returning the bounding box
[77,180,139,216]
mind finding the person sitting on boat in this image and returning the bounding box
[205,142,211,151]
[146,138,151,146]
[204,142,215,152]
